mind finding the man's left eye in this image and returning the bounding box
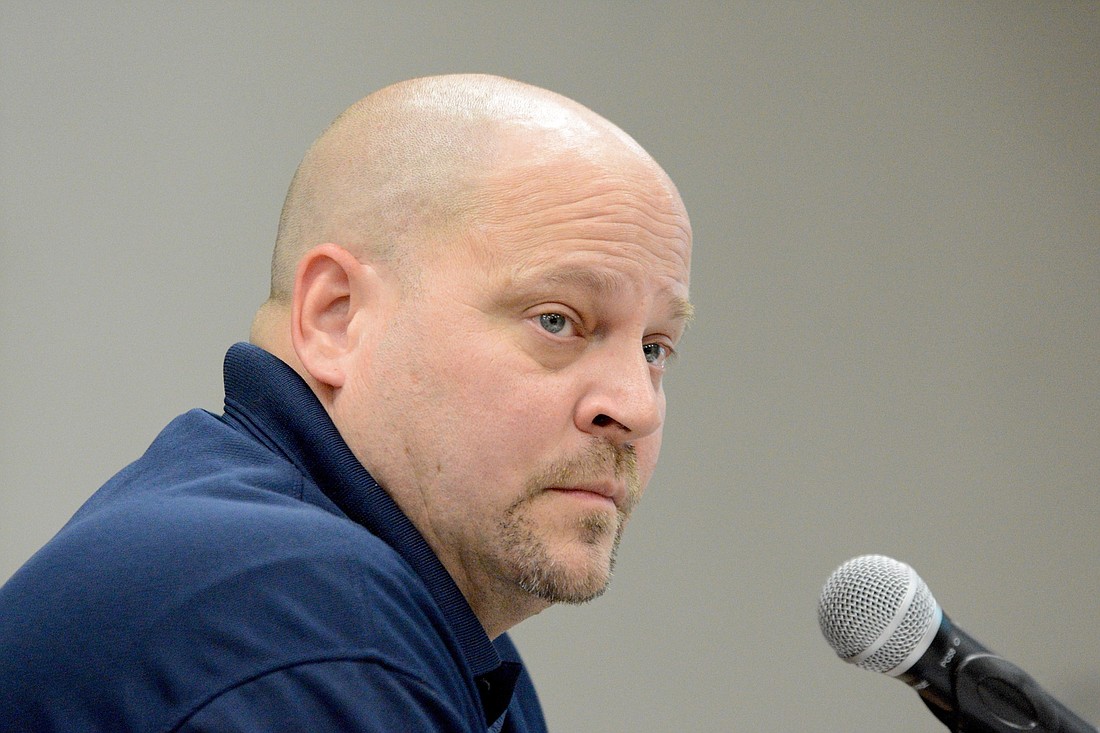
[643,342,671,367]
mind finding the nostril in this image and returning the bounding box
[592,414,622,429]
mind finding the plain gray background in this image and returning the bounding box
[2,3,1097,731]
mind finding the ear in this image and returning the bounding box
[290,243,367,389]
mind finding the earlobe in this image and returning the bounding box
[291,243,363,389]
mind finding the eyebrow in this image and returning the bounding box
[518,268,695,326]
[670,296,696,325]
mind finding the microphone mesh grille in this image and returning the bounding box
[817,555,939,673]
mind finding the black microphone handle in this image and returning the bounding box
[896,613,1097,733]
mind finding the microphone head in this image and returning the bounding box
[817,554,942,674]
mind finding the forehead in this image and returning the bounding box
[463,148,692,294]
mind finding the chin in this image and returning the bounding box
[519,555,615,606]
[500,505,625,605]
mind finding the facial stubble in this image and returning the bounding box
[498,441,641,605]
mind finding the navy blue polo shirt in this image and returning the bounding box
[0,343,547,732]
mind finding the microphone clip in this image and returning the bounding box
[925,653,1097,733]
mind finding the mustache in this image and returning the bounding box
[522,440,640,512]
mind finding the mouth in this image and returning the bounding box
[545,482,626,510]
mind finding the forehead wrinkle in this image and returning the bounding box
[483,181,689,242]
[474,145,690,234]
[472,199,691,289]
[523,266,633,296]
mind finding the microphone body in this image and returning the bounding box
[818,555,1097,733]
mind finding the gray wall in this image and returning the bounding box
[2,3,1097,731]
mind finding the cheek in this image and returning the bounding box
[423,324,546,410]
[634,431,664,488]
[400,329,547,449]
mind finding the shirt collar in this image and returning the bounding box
[219,342,507,685]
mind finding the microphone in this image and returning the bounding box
[817,554,1097,733]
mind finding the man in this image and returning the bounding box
[0,74,693,731]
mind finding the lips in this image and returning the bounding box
[546,481,626,510]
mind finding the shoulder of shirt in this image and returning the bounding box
[43,406,433,621]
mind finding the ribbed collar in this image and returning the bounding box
[218,342,507,689]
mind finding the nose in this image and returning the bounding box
[575,343,664,444]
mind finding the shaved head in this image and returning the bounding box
[247,74,692,635]
[264,74,665,305]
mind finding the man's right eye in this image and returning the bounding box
[538,313,570,335]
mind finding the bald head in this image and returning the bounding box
[252,74,682,349]
[244,76,692,632]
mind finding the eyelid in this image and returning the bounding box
[647,331,677,351]
[530,301,579,318]
[530,304,584,337]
